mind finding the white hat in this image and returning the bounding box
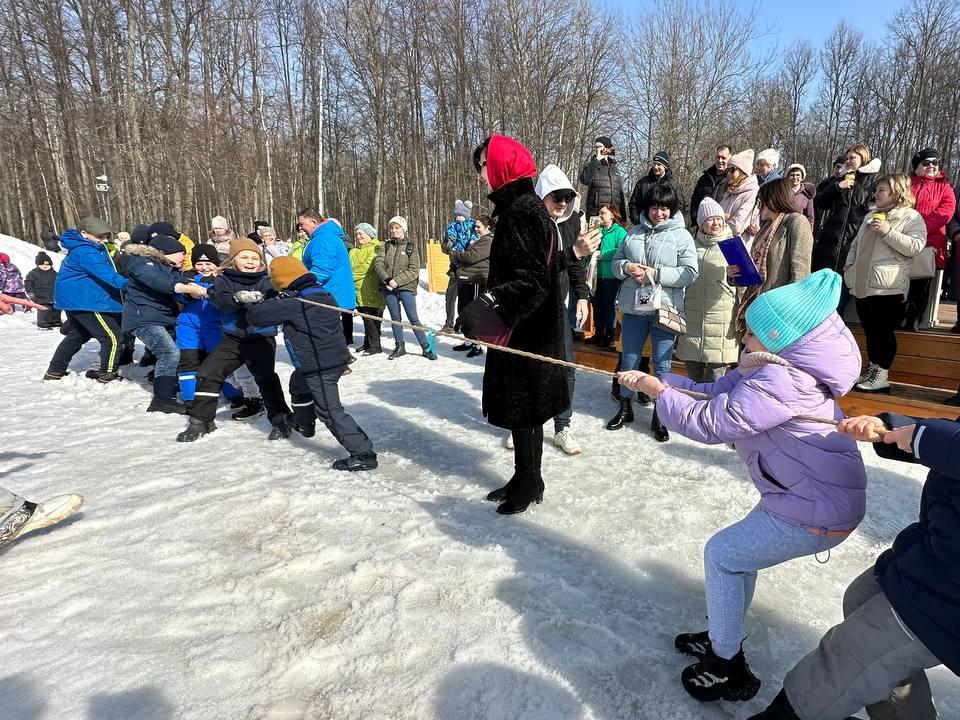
[785,163,806,181]
[211,215,229,231]
[756,148,780,167]
[388,216,408,234]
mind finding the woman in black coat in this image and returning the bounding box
[457,135,569,515]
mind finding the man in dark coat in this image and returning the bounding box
[629,151,687,225]
[459,135,569,516]
[749,412,960,720]
[577,136,628,222]
[689,145,731,228]
[813,155,846,237]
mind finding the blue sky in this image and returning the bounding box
[751,0,899,49]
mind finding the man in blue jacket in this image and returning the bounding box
[44,216,128,382]
[749,413,960,720]
[297,208,357,343]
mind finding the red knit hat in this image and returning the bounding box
[486,135,538,191]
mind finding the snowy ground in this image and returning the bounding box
[1,234,958,720]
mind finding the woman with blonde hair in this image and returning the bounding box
[844,173,926,393]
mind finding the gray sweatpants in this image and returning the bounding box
[784,566,941,720]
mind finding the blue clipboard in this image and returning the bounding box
[718,235,762,286]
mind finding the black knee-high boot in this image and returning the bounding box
[497,426,545,515]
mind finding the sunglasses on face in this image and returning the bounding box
[920,159,940,167]
[549,191,575,204]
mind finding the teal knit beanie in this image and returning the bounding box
[355,222,377,240]
[744,269,842,353]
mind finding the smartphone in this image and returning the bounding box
[588,215,601,229]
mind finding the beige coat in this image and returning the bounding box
[844,206,926,299]
[676,225,739,364]
[756,213,813,295]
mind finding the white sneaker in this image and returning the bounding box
[856,362,877,385]
[0,494,84,546]
[503,434,514,450]
[856,366,890,393]
[553,428,582,456]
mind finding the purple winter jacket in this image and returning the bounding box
[658,312,866,533]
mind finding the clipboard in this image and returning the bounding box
[718,235,762,286]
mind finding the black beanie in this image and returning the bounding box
[130,224,151,245]
[595,136,613,149]
[149,221,178,239]
[653,150,670,169]
[911,147,939,172]
[35,252,52,265]
[191,243,220,266]
[149,234,186,255]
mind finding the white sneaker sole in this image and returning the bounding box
[19,494,84,538]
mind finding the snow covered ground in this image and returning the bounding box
[1,234,958,719]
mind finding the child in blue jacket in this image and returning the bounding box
[246,256,376,471]
[122,235,206,413]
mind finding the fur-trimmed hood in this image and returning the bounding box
[858,158,882,175]
[124,243,178,266]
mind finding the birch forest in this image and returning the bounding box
[1,0,959,246]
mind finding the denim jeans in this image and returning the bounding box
[618,312,675,399]
[382,289,428,348]
[132,325,180,378]
[704,504,846,659]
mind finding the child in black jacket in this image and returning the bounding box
[177,238,292,442]
[246,256,377,471]
[24,252,61,328]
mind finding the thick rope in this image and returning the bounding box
[293,295,857,431]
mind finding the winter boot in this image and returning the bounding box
[606,398,634,430]
[176,418,217,442]
[856,362,877,386]
[268,413,294,441]
[422,347,438,360]
[552,428,582,455]
[486,476,516,502]
[496,475,545,515]
[675,629,711,659]
[388,344,407,360]
[452,342,471,352]
[43,370,69,381]
[332,451,379,471]
[681,646,761,702]
[86,369,121,383]
[147,376,187,415]
[361,347,382,356]
[0,494,84,547]
[855,365,890,393]
[230,394,247,410]
[652,406,670,442]
[295,422,316,438]
[232,397,265,421]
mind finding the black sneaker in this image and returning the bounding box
[295,422,316,438]
[232,397,264,421]
[177,419,217,442]
[681,647,760,702]
[147,398,187,415]
[675,630,711,659]
[43,370,69,381]
[332,452,378,471]
[268,413,293,441]
[230,395,246,410]
[466,345,483,358]
[452,343,471,352]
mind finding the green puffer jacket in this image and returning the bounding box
[350,240,385,308]
[675,226,739,364]
[597,223,627,280]
[374,235,421,294]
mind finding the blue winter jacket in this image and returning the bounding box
[301,220,357,309]
[54,229,127,313]
[444,218,477,269]
[874,413,960,675]
[121,244,183,332]
[176,274,221,333]
[210,269,278,338]
[245,274,350,374]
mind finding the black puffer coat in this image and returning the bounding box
[578,157,628,220]
[483,178,569,429]
[629,172,688,226]
[812,159,881,272]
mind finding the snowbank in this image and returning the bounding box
[0,233,64,274]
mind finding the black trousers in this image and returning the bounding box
[904,277,933,326]
[456,280,485,315]
[856,294,906,369]
[289,368,373,456]
[190,335,290,422]
[37,307,62,328]
[341,312,354,344]
[357,306,383,351]
[48,311,122,373]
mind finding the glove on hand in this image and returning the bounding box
[233,290,264,303]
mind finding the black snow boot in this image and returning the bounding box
[332,451,378,471]
[497,427,545,515]
[268,413,294,441]
[295,422,316,438]
[147,376,187,414]
[652,405,669,442]
[388,344,407,360]
[232,397,265,421]
[486,475,516,503]
[681,646,760,703]
[675,629,711,659]
[177,418,217,442]
[230,395,246,410]
[606,398,634,430]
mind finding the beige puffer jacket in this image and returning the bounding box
[676,226,739,364]
[844,206,926,299]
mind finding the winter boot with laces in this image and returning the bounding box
[43,370,69,381]
[232,397,265,420]
[855,365,890,393]
[176,418,217,442]
[268,413,294,441]
[0,494,84,547]
[332,451,378,471]
[606,398,634,430]
[681,646,761,702]
[675,629,711,659]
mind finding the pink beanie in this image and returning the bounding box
[729,149,755,176]
[697,197,725,227]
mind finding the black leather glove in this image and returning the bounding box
[455,292,500,339]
